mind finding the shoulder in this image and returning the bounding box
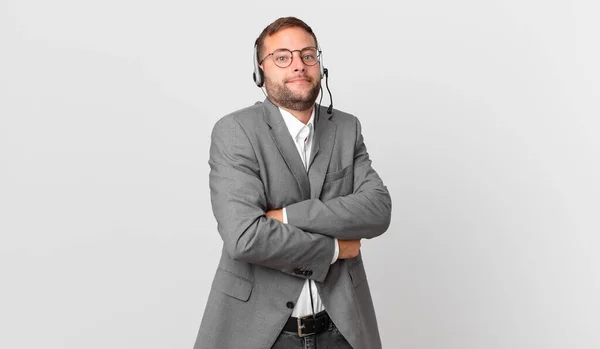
[326,107,362,132]
[214,101,265,128]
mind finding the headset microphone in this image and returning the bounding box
[324,68,333,114]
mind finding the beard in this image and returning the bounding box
[264,75,321,111]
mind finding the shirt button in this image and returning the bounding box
[286,301,295,309]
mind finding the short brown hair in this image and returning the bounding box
[254,17,319,61]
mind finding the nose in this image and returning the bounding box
[290,51,306,72]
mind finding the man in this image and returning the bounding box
[193,17,392,349]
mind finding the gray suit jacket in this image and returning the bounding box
[193,98,392,349]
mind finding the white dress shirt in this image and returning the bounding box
[279,107,339,317]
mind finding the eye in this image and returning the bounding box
[301,49,318,63]
[273,52,291,63]
[302,54,315,61]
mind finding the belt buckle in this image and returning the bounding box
[297,315,315,337]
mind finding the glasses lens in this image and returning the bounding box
[272,49,293,68]
[301,48,319,66]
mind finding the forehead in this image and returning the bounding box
[264,27,317,52]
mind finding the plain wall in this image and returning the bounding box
[1,1,599,348]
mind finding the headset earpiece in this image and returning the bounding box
[253,44,264,87]
[319,47,325,80]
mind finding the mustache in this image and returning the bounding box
[285,75,313,83]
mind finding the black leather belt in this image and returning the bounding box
[283,311,330,337]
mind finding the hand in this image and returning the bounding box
[265,209,284,223]
[337,239,361,259]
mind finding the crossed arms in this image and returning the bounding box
[208,115,391,282]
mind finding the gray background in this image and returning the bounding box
[1,1,599,348]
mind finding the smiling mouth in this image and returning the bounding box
[286,77,311,83]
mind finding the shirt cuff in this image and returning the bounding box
[283,207,288,224]
[331,238,339,264]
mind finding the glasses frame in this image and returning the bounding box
[258,46,322,68]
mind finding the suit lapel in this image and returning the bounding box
[262,98,311,200]
[308,106,337,199]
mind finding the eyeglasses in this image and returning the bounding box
[259,46,321,68]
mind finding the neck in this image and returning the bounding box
[279,105,313,125]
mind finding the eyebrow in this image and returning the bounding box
[272,46,317,52]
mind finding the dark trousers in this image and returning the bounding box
[271,320,353,349]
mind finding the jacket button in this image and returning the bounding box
[293,268,303,275]
[305,270,313,276]
[286,301,295,309]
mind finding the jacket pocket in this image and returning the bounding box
[348,261,367,288]
[212,269,253,301]
[324,164,352,183]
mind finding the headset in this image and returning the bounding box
[252,44,325,88]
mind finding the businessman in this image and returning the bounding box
[192,16,392,349]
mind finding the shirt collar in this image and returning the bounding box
[279,107,315,141]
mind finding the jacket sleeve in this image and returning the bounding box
[284,117,392,240]
[208,115,335,282]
